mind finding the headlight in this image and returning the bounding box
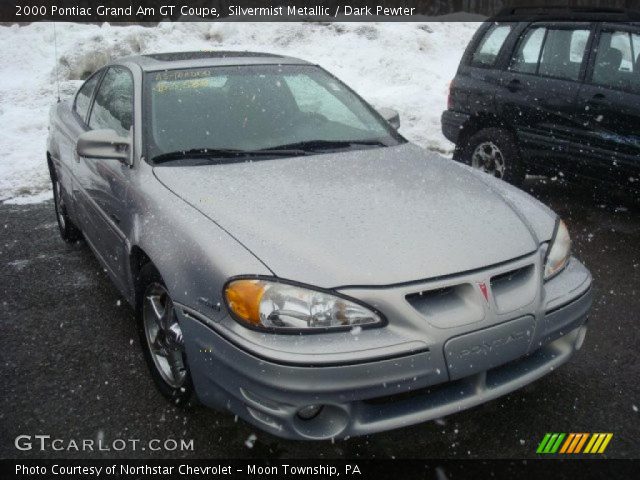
[544,219,571,280]
[224,278,384,332]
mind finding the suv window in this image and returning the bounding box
[73,72,101,122]
[510,27,546,73]
[592,30,640,93]
[472,24,512,66]
[509,26,590,81]
[89,67,134,137]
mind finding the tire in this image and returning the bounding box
[50,166,82,243]
[458,127,525,186]
[136,263,197,407]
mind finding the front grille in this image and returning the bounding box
[490,264,536,313]
[405,283,483,328]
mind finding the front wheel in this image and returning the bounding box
[136,263,197,407]
[51,170,82,243]
[459,128,525,186]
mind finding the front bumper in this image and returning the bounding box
[177,256,592,440]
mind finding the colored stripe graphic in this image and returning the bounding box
[584,433,614,454]
[597,433,613,453]
[536,433,552,453]
[573,433,589,454]
[559,433,575,453]
[550,433,565,453]
[537,433,613,454]
[536,433,565,454]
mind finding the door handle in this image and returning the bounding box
[506,78,522,92]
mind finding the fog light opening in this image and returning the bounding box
[297,405,323,420]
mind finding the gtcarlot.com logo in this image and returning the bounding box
[536,433,613,454]
[14,435,194,452]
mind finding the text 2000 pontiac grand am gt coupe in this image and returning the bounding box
[47,51,592,440]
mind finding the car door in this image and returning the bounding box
[55,69,104,222]
[575,23,640,187]
[74,66,134,293]
[495,22,594,176]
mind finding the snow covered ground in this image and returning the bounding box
[0,21,478,203]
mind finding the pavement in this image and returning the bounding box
[1,179,638,459]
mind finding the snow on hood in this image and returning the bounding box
[154,143,554,288]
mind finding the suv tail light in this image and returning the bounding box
[447,80,454,110]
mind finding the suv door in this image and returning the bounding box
[575,23,640,188]
[495,22,594,176]
[454,22,516,121]
[75,66,134,292]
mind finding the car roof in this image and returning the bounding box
[115,50,312,72]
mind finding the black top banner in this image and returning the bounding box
[2,0,640,23]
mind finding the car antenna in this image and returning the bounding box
[53,23,61,103]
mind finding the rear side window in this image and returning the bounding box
[592,30,640,93]
[510,27,545,73]
[89,67,134,137]
[472,24,512,66]
[73,72,101,122]
[509,26,590,81]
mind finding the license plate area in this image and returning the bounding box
[444,316,535,380]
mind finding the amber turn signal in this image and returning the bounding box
[224,279,266,325]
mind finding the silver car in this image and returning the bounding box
[47,51,592,440]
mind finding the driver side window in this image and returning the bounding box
[73,71,102,122]
[89,67,134,137]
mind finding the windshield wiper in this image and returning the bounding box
[264,139,389,152]
[152,147,306,165]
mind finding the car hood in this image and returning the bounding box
[154,143,556,288]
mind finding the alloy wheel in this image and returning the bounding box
[142,283,187,389]
[471,141,506,178]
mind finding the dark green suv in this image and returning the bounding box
[442,8,640,191]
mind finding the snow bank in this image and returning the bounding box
[0,21,478,203]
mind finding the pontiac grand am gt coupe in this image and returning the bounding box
[47,51,592,440]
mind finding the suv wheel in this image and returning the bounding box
[136,263,197,407]
[460,128,525,185]
[50,169,82,243]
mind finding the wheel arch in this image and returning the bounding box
[455,113,517,158]
[129,244,154,302]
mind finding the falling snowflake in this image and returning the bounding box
[245,434,257,448]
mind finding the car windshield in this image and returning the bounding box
[144,64,404,162]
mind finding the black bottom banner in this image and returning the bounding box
[2,459,637,480]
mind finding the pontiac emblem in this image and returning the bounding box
[478,282,490,303]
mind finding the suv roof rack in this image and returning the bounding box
[492,6,640,22]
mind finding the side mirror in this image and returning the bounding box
[377,107,400,130]
[76,129,131,163]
